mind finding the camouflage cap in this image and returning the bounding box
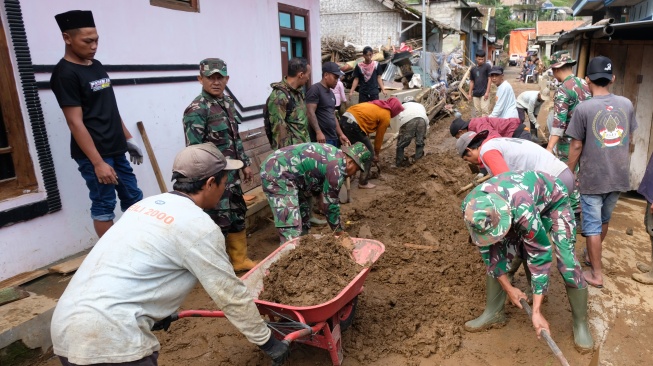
[463,192,512,246]
[342,142,371,172]
[199,58,228,77]
[549,50,576,69]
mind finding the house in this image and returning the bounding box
[411,0,485,58]
[554,17,653,189]
[0,0,321,282]
[536,20,588,58]
[320,0,457,53]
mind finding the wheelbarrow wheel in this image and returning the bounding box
[329,296,358,332]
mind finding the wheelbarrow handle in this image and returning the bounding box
[151,310,226,331]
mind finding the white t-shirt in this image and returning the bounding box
[480,137,568,177]
[490,81,519,119]
[390,102,429,133]
[51,193,270,365]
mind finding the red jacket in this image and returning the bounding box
[468,117,522,140]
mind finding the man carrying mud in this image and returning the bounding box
[51,144,289,366]
[461,171,592,352]
[260,142,371,244]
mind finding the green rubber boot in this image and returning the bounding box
[566,287,594,353]
[507,257,523,284]
[465,276,507,332]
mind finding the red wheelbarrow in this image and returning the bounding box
[152,237,385,366]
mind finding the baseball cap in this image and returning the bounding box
[322,62,345,76]
[586,56,613,81]
[549,50,576,69]
[200,58,228,77]
[342,142,371,172]
[456,130,489,157]
[539,87,550,101]
[488,66,504,75]
[172,143,243,183]
[462,192,512,246]
[55,10,95,32]
[449,117,470,137]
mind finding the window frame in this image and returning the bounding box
[150,0,200,13]
[0,16,37,201]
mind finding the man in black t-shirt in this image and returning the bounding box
[306,62,350,147]
[468,50,492,117]
[50,10,143,238]
[350,46,386,103]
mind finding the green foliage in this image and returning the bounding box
[495,7,535,43]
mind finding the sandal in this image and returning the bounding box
[581,248,592,267]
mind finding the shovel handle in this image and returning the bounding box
[520,299,570,366]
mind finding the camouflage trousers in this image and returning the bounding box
[556,140,580,214]
[396,118,427,166]
[206,184,247,234]
[479,227,586,295]
[261,178,312,244]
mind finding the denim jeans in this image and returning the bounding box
[580,192,620,236]
[75,154,143,221]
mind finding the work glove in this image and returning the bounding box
[258,336,290,366]
[126,138,143,165]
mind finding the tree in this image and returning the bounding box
[495,6,535,40]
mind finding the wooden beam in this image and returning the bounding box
[49,255,87,275]
[0,269,48,289]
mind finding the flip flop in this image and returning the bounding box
[582,248,592,267]
[586,280,604,289]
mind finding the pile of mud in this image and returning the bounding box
[258,235,363,306]
[319,149,487,364]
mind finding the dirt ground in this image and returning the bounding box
[36,66,653,366]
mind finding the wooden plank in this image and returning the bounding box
[0,269,48,289]
[49,255,87,275]
[239,126,265,140]
[633,45,653,189]
[242,134,270,150]
[247,144,273,163]
[623,45,644,111]
[241,174,262,193]
[0,286,29,306]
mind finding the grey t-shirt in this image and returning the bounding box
[566,93,638,194]
[306,82,338,140]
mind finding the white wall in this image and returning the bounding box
[320,0,402,47]
[0,0,321,281]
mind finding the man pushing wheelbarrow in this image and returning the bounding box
[50,144,289,366]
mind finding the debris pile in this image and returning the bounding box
[321,37,471,119]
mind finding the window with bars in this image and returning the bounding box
[150,0,199,12]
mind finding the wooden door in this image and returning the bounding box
[280,41,289,77]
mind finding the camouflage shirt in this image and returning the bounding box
[551,75,591,139]
[463,171,580,295]
[183,90,250,185]
[260,143,346,231]
[267,79,310,149]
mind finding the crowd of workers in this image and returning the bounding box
[43,9,652,366]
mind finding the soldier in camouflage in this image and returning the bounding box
[260,142,371,244]
[461,171,593,352]
[182,58,257,271]
[266,58,312,150]
[545,50,591,213]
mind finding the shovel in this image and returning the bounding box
[455,174,492,196]
[520,298,570,366]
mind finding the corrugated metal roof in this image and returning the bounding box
[555,20,653,45]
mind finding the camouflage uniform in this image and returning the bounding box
[183,89,251,233]
[462,171,586,295]
[261,143,346,243]
[550,51,592,213]
[267,78,310,149]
